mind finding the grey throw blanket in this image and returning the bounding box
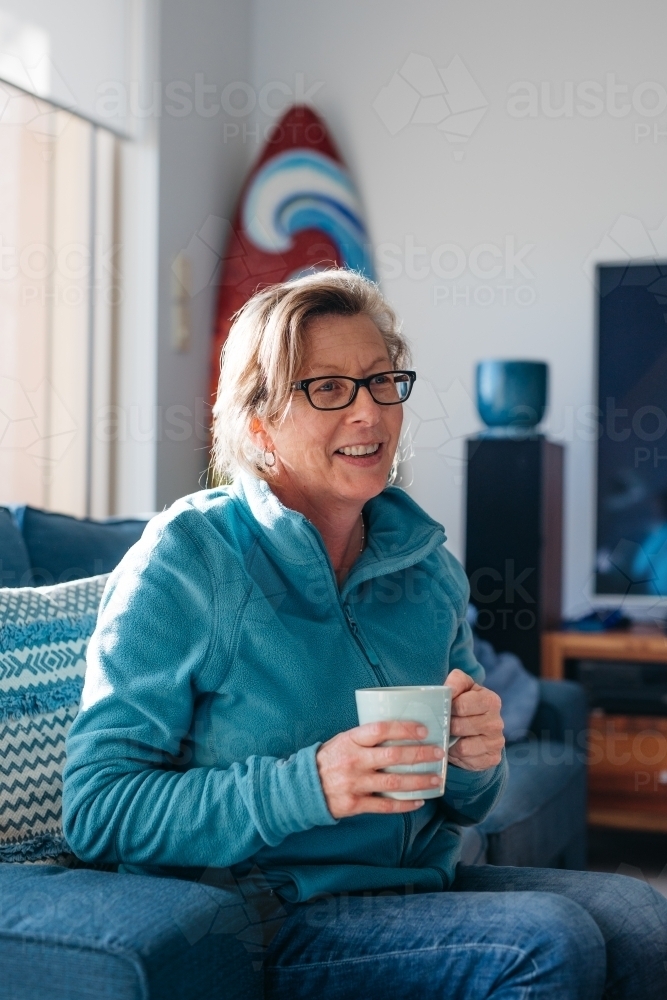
[468,607,540,742]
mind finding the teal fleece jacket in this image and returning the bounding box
[63,473,507,902]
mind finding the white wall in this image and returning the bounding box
[10,0,667,612]
[0,0,131,130]
[155,0,251,508]
[250,0,667,616]
[0,0,253,514]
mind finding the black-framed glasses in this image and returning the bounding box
[292,370,416,411]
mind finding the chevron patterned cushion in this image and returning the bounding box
[0,575,108,862]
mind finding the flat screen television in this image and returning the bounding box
[595,261,667,598]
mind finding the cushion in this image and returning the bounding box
[0,864,264,1000]
[0,575,107,862]
[472,631,540,742]
[479,740,587,868]
[0,508,31,589]
[11,506,147,585]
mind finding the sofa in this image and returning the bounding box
[0,505,148,588]
[465,679,587,870]
[0,505,588,999]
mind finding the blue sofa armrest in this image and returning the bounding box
[528,679,588,745]
[0,863,269,1000]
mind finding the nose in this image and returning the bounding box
[347,384,383,422]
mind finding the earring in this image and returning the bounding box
[264,450,276,467]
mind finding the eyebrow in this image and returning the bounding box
[303,355,392,376]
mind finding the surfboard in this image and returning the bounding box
[210,105,375,404]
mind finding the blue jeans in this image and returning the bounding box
[265,865,667,999]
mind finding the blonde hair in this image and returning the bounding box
[211,269,411,482]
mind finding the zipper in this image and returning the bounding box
[400,810,413,863]
[297,514,393,687]
[343,602,391,686]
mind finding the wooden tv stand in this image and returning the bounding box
[542,628,667,833]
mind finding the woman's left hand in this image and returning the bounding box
[445,669,505,771]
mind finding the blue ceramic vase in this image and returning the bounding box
[476,360,548,435]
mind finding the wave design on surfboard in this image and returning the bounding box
[242,148,375,277]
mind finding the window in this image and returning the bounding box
[0,81,119,517]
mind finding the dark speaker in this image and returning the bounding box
[465,437,563,675]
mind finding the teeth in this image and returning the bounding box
[338,443,380,456]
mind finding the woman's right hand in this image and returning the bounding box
[315,721,445,820]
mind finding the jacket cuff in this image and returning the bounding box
[245,743,338,846]
[445,748,508,795]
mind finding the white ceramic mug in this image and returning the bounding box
[355,685,459,800]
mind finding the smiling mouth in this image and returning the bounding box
[336,443,381,456]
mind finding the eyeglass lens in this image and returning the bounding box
[307,373,412,409]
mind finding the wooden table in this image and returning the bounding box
[541,628,667,833]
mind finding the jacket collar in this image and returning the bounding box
[232,472,446,593]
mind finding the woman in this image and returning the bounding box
[64,271,667,999]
